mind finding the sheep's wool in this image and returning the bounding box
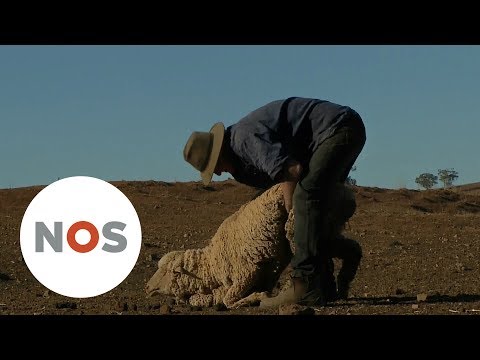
[146,183,357,308]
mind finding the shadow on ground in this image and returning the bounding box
[342,293,480,306]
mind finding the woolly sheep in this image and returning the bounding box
[145,184,292,308]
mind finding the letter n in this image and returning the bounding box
[35,222,63,252]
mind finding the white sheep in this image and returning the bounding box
[146,183,361,308]
[145,184,292,308]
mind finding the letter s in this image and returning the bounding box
[102,221,127,253]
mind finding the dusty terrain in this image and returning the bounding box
[1,180,480,315]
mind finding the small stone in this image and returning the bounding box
[43,290,51,298]
[55,302,77,310]
[417,294,428,302]
[412,304,419,310]
[146,253,160,262]
[0,273,13,281]
[183,233,188,238]
[115,301,129,312]
[159,304,171,315]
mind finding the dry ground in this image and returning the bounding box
[1,180,480,315]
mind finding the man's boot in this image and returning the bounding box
[259,273,327,309]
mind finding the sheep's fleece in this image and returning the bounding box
[145,183,355,308]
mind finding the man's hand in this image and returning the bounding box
[279,160,303,212]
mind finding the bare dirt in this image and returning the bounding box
[1,180,480,315]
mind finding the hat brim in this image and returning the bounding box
[200,122,225,186]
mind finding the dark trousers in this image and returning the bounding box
[291,111,366,278]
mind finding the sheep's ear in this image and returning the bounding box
[157,251,181,269]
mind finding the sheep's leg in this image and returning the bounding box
[223,283,246,309]
[212,286,227,306]
[223,269,265,309]
[230,291,269,308]
[331,235,362,299]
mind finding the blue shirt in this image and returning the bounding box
[226,97,358,188]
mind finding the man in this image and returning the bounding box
[183,97,366,307]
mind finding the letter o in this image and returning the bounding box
[67,221,99,253]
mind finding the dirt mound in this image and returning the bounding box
[1,180,480,315]
[409,189,480,214]
[354,186,480,214]
[454,182,480,195]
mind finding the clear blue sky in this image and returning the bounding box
[1,45,479,190]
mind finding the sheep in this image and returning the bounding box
[146,182,362,308]
[145,184,292,308]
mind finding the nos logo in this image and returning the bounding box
[36,221,127,253]
[20,176,142,298]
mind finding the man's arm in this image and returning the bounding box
[277,160,303,212]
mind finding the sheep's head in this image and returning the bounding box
[145,250,185,298]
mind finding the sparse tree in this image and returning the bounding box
[437,168,459,188]
[415,173,438,190]
[345,166,357,186]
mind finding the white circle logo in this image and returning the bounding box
[20,176,142,298]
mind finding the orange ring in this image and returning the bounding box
[67,221,99,253]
